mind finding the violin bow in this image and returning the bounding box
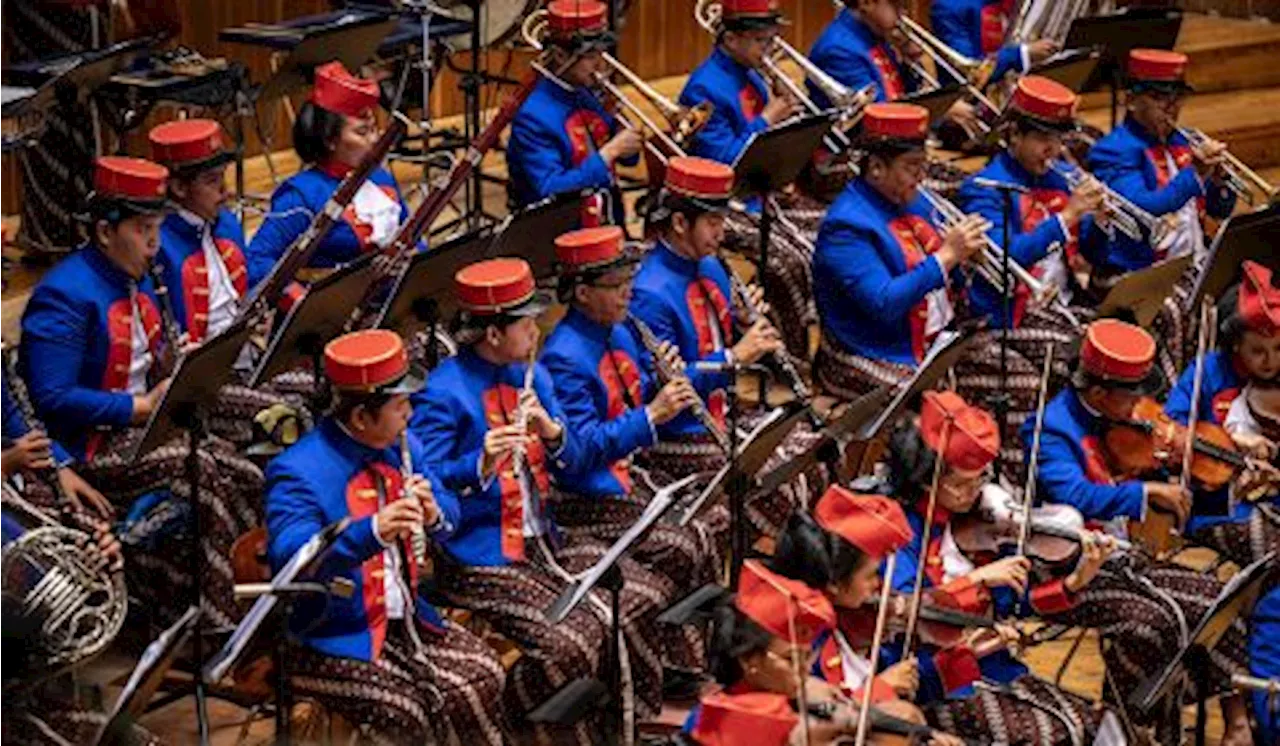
[852,552,898,746]
[1018,341,1056,557]
[902,417,951,660]
[1179,299,1215,514]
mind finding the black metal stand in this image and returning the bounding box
[176,406,211,746]
[724,382,747,590]
[600,564,624,746]
[1185,645,1210,746]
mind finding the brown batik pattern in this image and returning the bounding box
[929,674,1112,746]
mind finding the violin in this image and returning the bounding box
[803,697,977,746]
[1104,396,1247,490]
[951,485,1133,567]
[838,591,996,650]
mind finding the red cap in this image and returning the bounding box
[554,225,627,271]
[148,119,228,170]
[1080,319,1156,383]
[455,258,539,315]
[1238,261,1280,337]
[1128,49,1188,83]
[665,156,735,200]
[736,560,835,647]
[94,156,169,202]
[920,391,1000,471]
[310,61,380,118]
[323,329,409,392]
[861,102,929,142]
[814,486,914,558]
[721,0,782,22]
[692,691,798,746]
[546,0,608,37]
[1010,76,1078,124]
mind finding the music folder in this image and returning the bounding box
[1189,203,1280,312]
[858,329,978,441]
[1028,47,1102,95]
[732,111,839,198]
[901,86,966,127]
[1095,254,1194,329]
[1063,8,1183,95]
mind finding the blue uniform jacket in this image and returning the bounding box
[930,0,1026,85]
[630,240,735,440]
[157,208,250,343]
[1086,116,1236,274]
[807,10,919,109]
[1164,350,1275,529]
[246,166,407,283]
[956,152,1106,328]
[1023,388,1146,521]
[1250,584,1280,744]
[540,307,657,498]
[507,77,633,213]
[265,418,458,662]
[408,348,585,567]
[814,178,963,365]
[2,374,72,467]
[20,245,164,460]
[679,47,772,165]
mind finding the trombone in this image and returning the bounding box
[917,184,1081,329]
[895,16,1001,133]
[1178,126,1280,206]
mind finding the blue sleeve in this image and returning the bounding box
[1088,140,1206,218]
[265,465,383,581]
[958,179,1065,269]
[535,368,590,478]
[991,44,1026,81]
[543,352,655,474]
[408,388,486,494]
[930,3,980,63]
[1030,425,1146,520]
[823,223,948,324]
[1163,364,1197,425]
[822,45,886,102]
[683,83,768,165]
[631,289,732,396]
[508,115,613,200]
[246,185,313,288]
[20,285,134,430]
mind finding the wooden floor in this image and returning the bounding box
[6,12,1278,744]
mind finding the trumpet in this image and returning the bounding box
[1178,126,1280,206]
[895,16,1001,132]
[917,185,1081,328]
[1051,160,1172,245]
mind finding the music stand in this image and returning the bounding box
[92,607,201,746]
[1063,8,1183,127]
[1095,255,1194,329]
[250,253,381,394]
[125,318,255,746]
[531,473,702,745]
[1028,48,1103,95]
[858,330,977,442]
[901,86,966,126]
[1130,552,1277,746]
[1188,204,1280,312]
[488,189,590,259]
[731,112,839,278]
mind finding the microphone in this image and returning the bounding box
[972,177,1031,194]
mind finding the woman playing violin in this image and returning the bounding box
[1164,260,1280,568]
[1021,318,1257,746]
[866,391,1122,746]
[685,560,961,746]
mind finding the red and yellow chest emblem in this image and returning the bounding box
[980,4,1008,55]
[739,85,764,122]
[869,46,906,101]
[342,184,401,250]
[888,214,943,361]
[598,349,644,492]
[180,238,249,343]
[686,278,732,424]
[482,383,551,561]
[102,294,162,392]
[1080,435,1116,485]
[565,110,611,166]
[1211,387,1240,425]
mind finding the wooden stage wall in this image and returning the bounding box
[0,0,927,214]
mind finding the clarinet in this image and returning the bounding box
[627,313,732,455]
[722,267,819,421]
[401,431,428,570]
[148,262,184,378]
[2,349,75,522]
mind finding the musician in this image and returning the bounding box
[506,0,640,224]
[263,328,506,744]
[19,156,264,630]
[956,76,1106,329]
[540,225,717,596]
[631,156,782,478]
[1021,318,1257,741]
[812,103,984,399]
[247,61,407,284]
[679,0,800,166]
[1249,585,1280,745]
[929,0,1060,86]
[1163,262,1280,567]
[1085,49,1234,279]
[408,257,673,742]
[149,119,248,344]
[875,392,1122,745]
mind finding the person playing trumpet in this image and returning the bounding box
[1085,49,1235,282]
[507,0,641,225]
[812,103,986,399]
